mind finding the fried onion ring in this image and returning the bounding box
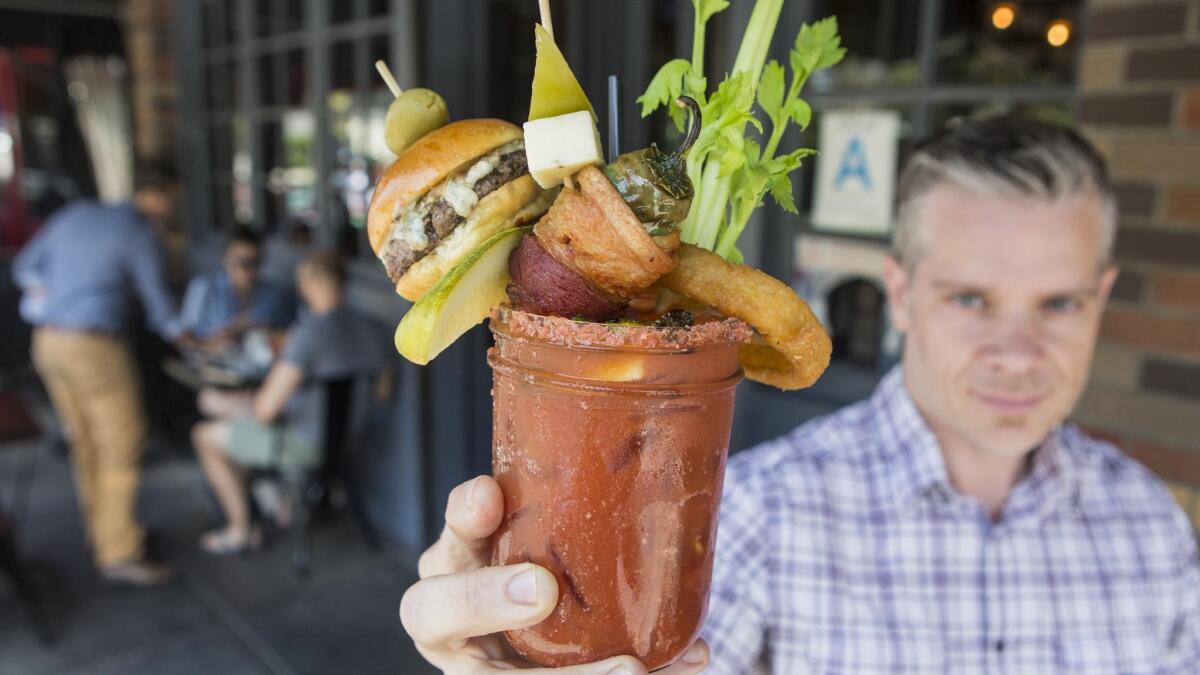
[660,244,832,390]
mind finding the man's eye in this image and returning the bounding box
[1044,296,1081,313]
[950,292,985,310]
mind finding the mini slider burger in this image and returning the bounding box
[367,119,558,301]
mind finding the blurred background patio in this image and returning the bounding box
[0,0,1197,673]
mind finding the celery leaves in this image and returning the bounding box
[640,5,844,261]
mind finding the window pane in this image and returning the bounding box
[369,0,390,18]
[202,0,224,47]
[258,54,281,106]
[283,0,305,32]
[232,119,253,224]
[255,0,275,37]
[211,180,234,230]
[331,40,356,93]
[367,34,390,92]
[265,109,318,231]
[332,0,355,23]
[936,0,1083,85]
[260,119,282,170]
[328,88,391,258]
[208,121,232,174]
[206,62,229,110]
[285,49,307,105]
[221,0,237,43]
[929,100,1076,135]
[808,0,920,91]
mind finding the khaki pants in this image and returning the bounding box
[32,328,147,566]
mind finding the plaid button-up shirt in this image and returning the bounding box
[703,367,1200,674]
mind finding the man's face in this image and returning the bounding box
[137,186,179,229]
[882,184,1117,458]
[224,241,261,292]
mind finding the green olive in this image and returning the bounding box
[385,88,449,156]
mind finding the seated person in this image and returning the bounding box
[180,226,295,348]
[190,250,387,554]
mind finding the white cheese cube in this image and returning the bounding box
[523,111,605,189]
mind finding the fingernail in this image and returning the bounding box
[605,666,634,675]
[465,478,479,511]
[681,642,707,665]
[506,566,538,606]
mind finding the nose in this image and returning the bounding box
[982,314,1046,373]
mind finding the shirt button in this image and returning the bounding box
[994,639,1005,653]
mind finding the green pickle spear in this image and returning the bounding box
[529,23,595,121]
[395,226,531,365]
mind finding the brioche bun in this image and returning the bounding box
[368,118,525,255]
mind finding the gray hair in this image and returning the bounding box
[894,115,1117,271]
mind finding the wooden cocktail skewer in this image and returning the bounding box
[375,60,402,98]
[539,0,554,39]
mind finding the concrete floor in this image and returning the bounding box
[0,437,437,675]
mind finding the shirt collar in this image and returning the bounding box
[1001,426,1081,524]
[873,366,951,507]
[873,365,1080,522]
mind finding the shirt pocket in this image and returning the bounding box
[1057,621,1165,674]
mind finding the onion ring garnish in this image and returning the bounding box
[660,244,832,390]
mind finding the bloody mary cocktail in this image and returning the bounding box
[488,307,750,669]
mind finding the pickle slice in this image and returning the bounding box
[529,23,596,122]
[395,226,531,365]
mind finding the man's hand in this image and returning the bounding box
[400,476,711,674]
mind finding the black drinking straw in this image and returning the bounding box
[607,74,621,163]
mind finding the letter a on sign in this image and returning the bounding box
[833,137,872,190]
[812,110,900,235]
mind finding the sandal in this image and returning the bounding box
[199,525,262,556]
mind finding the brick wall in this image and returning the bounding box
[1076,0,1200,533]
[123,0,177,162]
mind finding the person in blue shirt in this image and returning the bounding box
[12,160,186,588]
[180,226,294,349]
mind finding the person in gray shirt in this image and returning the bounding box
[191,250,387,555]
[11,160,187,587]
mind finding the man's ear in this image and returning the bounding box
[1097,264,1119,305]
[882,255,912,334]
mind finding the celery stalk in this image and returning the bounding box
[641,2,843,261]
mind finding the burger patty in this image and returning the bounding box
[382,150,529,282]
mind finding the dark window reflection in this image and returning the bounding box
[810,0,920,90]
[284,0,305,32]
[211,180,234,230]
[255,0,275,37]
[368,34,390,92]
[937,0,1082,84]
[332,0,355,23]
[260,119,282,170]
[369,0,390,17]
[258,54,281,106]
[208,122,232,174]
[206,61,229,110]
[286,49,307,104]
[332,40,356,93]
[931,100,1075,133]
[488,0,539,124]
[828,279,885,368]
[202,0,225,47]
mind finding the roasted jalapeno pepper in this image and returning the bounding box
[604,96,701,236]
